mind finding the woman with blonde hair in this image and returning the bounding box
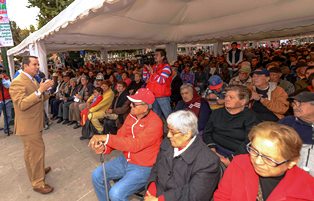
[214,122,314,201]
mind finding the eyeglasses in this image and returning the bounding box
[246,142,289,167]
[131,102,146,108]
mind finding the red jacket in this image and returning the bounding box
[147,63,172,98]
[0,75,11,101]
[104,110,163,167]
[214,154,314,201]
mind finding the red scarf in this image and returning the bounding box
[185,88,201,117]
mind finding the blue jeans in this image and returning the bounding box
[152,97,172,120]
[0,100,12,132]
[92,155,152,201]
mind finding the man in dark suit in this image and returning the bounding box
[9,56,54,194]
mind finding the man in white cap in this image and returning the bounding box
[89,88,163,201]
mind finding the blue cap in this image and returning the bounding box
[208,75,223,90]
[251,68,270,76]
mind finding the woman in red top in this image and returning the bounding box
[214,122,314,201]
[121,72,132,87]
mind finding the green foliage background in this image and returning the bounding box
[28,0,74,28]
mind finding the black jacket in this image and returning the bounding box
[147,136,220,201]
[110,90,130,126]
[170,74,183,106]
[128,80,143,94]
[203,107,259,154]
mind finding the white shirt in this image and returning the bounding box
[173,135,197,158]
[22,71,34,81]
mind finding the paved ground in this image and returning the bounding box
[0,117,142,201]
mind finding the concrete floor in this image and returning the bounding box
[0,117,141,201]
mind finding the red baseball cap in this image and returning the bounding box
[127,88,155,105]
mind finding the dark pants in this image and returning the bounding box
[0,100,13,132]
[103,119,117,134]
[52,99,62,117]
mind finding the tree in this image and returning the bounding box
[28,0,74,28]
[10,21,35,46]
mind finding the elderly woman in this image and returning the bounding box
[203,85,259,166]
[175,83,211,134]
[145,110,220,201]
[214,122,314,201]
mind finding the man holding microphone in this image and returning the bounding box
[9,56,55,194]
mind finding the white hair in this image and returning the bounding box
[167,110,199,137]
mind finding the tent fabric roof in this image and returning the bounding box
[8,0,314,56]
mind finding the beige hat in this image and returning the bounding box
[239,65,252,74]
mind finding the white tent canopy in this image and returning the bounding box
[7,0,314,77]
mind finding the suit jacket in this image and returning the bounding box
[9,73,48,135]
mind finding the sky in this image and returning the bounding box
[7,0,39,29]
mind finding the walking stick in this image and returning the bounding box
[100,151,110,201]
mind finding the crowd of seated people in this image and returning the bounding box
[43,42,314,200]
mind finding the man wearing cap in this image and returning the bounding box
[203,75,226,110]
[250,69,289,121]
[279,91,314,176]
[94,73,104,87]
[269,67,295,95]
[89,88,163,201]
[229,61,252,87]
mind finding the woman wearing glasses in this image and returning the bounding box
[214,122,314,201]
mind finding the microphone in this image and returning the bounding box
[38,71,52,91]
[38,71,46,82]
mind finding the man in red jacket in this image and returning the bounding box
[89,88,163,201]
[145,49,172,120]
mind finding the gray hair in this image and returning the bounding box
[225,85,251,105]
[180,83,194,93]
[167,110,199,137]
